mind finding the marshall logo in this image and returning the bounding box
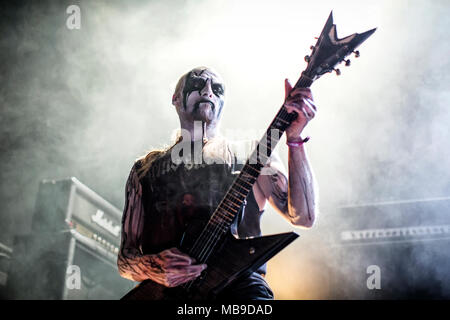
[91,210,121,237]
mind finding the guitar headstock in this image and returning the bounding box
[297,11,376,87]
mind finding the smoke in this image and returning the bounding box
[0,0,449,299]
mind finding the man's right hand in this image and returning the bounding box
[142,247,207,288]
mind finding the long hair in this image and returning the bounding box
[136,133,183,180]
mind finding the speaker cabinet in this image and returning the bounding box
[6,232,134,299]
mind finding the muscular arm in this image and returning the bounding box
[254,145,318,228]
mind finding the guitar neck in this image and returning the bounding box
[295,73,314,89]
[203,73,313,236]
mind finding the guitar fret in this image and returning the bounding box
[239,174,256,186]
[224,198,240,209]
[214,210,232,222]
[236,176,252,187]
[227,192,244,204]
[210,214,231,225]
[235,179,251,192]
[205,225,226,236]
[210,216,223,225]
[224,194,242,207]
[243,164,261,176]
[220,201,238,213]
[230,186,247,198]
[258,153,269,163]
[274,116,289,124]
[248,155,264,167]
[219,209,234,220]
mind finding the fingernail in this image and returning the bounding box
[202,264,207,270]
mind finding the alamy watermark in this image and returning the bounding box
[169,121,282,176]
[366,265,381,290]
[66,265,81,290]
[66,5,81,30]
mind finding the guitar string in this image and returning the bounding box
[189,106,295,269]
[182,105,298,292]
[185,113,284,260]
[186,79,309,263]
[194,96,305,264]
[192,106,295,264]
[187,119,290,286]
[183,70,312,291]
[183,77,310,290]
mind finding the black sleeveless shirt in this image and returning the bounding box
[136,139,266,272]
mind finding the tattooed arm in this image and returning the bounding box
[253,149,317,228]
[252,79,318,228]
[117,163,206,286]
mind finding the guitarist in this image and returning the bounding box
[117,66,318,299]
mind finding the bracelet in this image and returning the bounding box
[286,136,310,147]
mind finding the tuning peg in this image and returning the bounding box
[353,50,360,58]
[310,45,315,51]
[304,55,310,63]
[344,59,351,67]
[334,68,341,76]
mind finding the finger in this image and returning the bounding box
[164,248,195,263]
[285,102,309,118]
[302,107,314,119]
[303,100,316,115]
[165,259,193,267]
[184,264,207,273]
[166,266,206,286]
[284,103,301,114]
[167,268,203,279]
[286,96,316,112]
[288,89,313,100]
[169,273,202,287]
[166,252,193,263]
[287,92,313,102]
[304,98,316,111]
[289,87,312,95]
[300,107,310,119]
[285,102,311,114]
[284,78,293,99]
[166,263,207,274]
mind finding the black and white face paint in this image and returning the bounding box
[182,69,225,124]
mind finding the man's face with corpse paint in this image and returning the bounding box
[179,69,225,124]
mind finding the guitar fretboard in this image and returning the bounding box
[188,75,311,262]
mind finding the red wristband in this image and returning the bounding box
[286,136,310,147]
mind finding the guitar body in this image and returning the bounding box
[121,225,298,300]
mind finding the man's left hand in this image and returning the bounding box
[283,78,317,141]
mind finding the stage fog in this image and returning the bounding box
[0,0,449,299]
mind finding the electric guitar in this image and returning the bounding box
[121,11,376,300]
